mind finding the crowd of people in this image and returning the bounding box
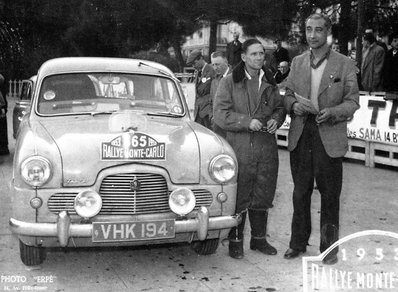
[186,13,362,265]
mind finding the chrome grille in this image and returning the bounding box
[48,173,213,215]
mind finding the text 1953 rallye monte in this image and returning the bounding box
[9,57,240,266]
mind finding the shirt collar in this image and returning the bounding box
[310,48,331,69]
[223,67,230,78]
[244,68,264,80]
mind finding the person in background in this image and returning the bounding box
[226,31,243,69]
[273,39,290,65]
[186,49,215,129]
[283,13,359,265]
[274,61,290,86]
[210,51,231,138]
[361,32,385,92]
[331,42,340,53]
[0,73,9,155]
[383,33,398,92]
[214,38,286,259]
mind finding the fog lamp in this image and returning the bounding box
[74,190,102,218]
[169,187,196,216]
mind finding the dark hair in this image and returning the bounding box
[241,38,263,53]
[363,32,376,44]
[390,33,398,43]
[306,13,332,30]
[211,51,226,59]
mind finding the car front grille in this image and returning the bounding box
[48,173,213,215]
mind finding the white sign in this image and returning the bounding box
[348,95,398,146]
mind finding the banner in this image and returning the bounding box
[348,94,398,146]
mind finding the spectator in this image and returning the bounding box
[274,61,290,85]
[214,38,286,259]
[383,33,398,92]
[331,42,340,53]
[209,51,231,138]
[283,13,359,265]
[226,31,242,69]
[361,32,385,92]
[273,39,290,65]
[186,50,215,129]
[0,73,9,155]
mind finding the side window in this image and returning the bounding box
[20,81,32,101]
[153,78,163,100]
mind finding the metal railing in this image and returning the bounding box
[8,80,24,98]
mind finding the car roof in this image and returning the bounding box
[37,57,175,78]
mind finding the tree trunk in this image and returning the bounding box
[208,19,218,57]
[339,0,351,56]
[172,38,184,72]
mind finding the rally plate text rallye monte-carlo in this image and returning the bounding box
[9,57,240,266]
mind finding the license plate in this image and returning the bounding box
[92,220,175,242]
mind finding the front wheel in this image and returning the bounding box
[191,238,219,255]
[19,240,46,266]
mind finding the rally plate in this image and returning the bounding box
[92,219,175,242]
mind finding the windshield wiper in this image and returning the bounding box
[146,111,183,118]
[91,110,118,116]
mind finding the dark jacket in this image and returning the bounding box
[226,40,242,68]
[194,63,215,119]
[383,49,398,91]
[214,61,286,162]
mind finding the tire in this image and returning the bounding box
[191,238,219,255]
[19,240,46,266]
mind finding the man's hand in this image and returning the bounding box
[249,119,263,131]
[292,102,308,116]
[315,108,332,124]
[266,119,278,134]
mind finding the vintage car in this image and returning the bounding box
[9,57,240,266]
[12,76,36,138]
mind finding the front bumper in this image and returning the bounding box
[9,207,241,247]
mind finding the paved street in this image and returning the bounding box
[1,96,398,292]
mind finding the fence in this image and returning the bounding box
[8,80,24,98]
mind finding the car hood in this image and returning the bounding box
[37,112,201,185]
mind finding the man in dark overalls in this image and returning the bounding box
[214,39,286,259]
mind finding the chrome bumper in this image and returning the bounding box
[9,207,241,247]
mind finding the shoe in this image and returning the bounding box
[284,248,305,259]
[322,254,338,265]
[228,212,247,260]
[250,238,277,255]
[248,209,277,255]
[229,239,244,259]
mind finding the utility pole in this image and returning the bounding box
[356,0,365,69]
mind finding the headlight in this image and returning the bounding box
[209,154,237,183]
[20,156,52,187]
[169,187,196,216]
[74,190,102,218]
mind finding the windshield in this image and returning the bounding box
[37,73,184,116]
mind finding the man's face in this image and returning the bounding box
[232,31,239,41]
[211,56,228,75]
[391,38,398,49]
[362,38,370,49]
[305,18,329,50]
[242,43,265,71]
[192,58,203,71]
[278,62,289,74]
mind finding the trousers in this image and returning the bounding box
[289,115,342,254]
